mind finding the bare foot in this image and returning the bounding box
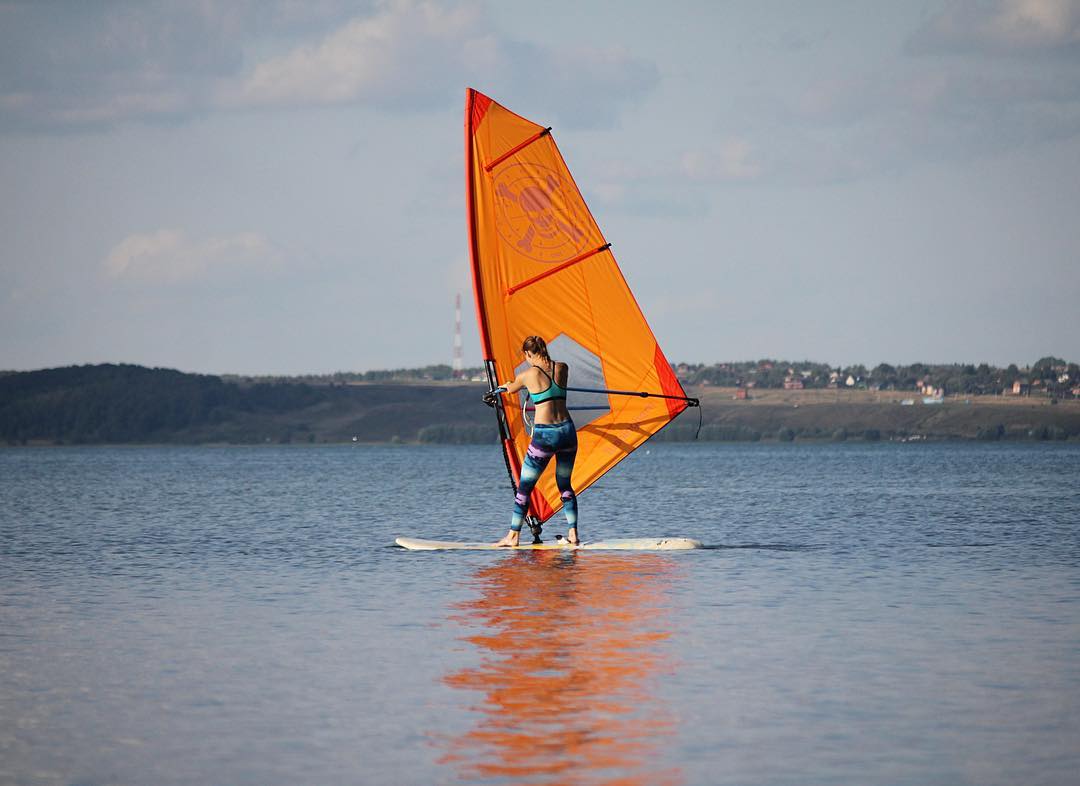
[493,531,520,548]
[567,528,579,546]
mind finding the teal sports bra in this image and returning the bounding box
[530,364,567,404]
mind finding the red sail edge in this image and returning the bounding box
[465,87,539,521]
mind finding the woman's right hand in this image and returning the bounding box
[482,386,507,407]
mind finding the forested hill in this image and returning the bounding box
[3,363,1079,446]
[0,364,493,445]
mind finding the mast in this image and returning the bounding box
[465,88,543,540]
[452,293,464,380]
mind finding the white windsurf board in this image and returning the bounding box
[395,536,703,551]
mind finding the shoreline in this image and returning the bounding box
[6,438,1080,448]
[4,374,1079,446]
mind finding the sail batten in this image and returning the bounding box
[505,243,611,296]
[466,88,689,524]
[484,127,552,172]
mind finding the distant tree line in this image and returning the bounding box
[209,356,1080,397]
[4,360,1079,446]
[222,364,487,385]
[676,356,1079,397]
[0,364,497,446]
[0,364,327,445]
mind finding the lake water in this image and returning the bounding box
[2,443,1079,786]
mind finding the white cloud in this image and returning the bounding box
[104,230,282,283]
[218,0,658,124]
[908,0,1080,56]
[219,0,489,110]
[1,0,658,131]
[709,1,1080,185]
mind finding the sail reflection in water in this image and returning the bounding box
[438,552,684,786]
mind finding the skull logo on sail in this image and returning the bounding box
[493,164,589,263]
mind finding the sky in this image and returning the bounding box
[2,0,1079,375]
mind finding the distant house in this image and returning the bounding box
[845,375,856,387]
[1011,380,1030,396]
[783,377,804,390]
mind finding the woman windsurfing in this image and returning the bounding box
[483,336,578,547]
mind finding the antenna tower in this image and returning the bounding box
[453,293,464,379]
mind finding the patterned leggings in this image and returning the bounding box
[511,419,578,532]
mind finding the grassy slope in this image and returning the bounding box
[688,387,1080,440]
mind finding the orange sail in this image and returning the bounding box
[465,89,693,526]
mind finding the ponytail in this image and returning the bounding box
[521,335,550,361]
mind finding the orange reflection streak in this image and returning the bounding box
[437,552,684,786]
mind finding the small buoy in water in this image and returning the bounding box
[352,436,358,442]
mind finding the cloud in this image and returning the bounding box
[0,0,658,132]
[739,14,1080,185]
[681,140,762,183]
[577,158,712,217]
[569,139,761,219]
[221,0,658,126]
[502,41,660,130]
[104,230,282,284]
[907,0,1080,57]
[0,1,259,130]
[219,0,489,111]
[0,1,388,130]
[657,1,1080,186]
